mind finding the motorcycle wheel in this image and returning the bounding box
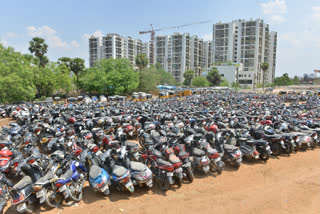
[159,175,170,192]
[186,168,194,183]
[216,161,224,174]
[310,141,316,149]
[271,144,281,156]
[176,176,183,187]
[284,142,293,154]
[45,189,63,209]
[259,151,269,161]
[67,180,84,202]
[234,162,241,169]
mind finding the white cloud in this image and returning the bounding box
[261,0,287,24]
[5,32,18,39]
[0,40,8,47]
[82,30,104,40]
[312,6,320,22]
[201,33,212,41]
[27,25,79,49]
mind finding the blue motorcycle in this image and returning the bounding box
[55,161,86,202]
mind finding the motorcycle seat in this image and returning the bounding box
[89,165,102,179]
[246,139,267,145]
[207,147,217,155]
[264,134,283,139]
[168,155,181,164]
[152,150,163,158]
[125,141,138,148]
[35,171,54,185]
[113,165,127,177]
[60,169,73,180]
[13,176,32,190]
[130,161,146,171]
[156,158,172,166]
[178,151,188,158]
[224,144,238,152]
[193,148,205,157]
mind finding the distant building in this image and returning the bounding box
[203,63,244,87]
[154,32,212,83]
[212,19,277,87]
[89,33,143,67]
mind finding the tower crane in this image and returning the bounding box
[139,20,212,64]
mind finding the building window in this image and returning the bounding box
[221,74,224,77]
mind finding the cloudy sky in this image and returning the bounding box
[0,0,319,77]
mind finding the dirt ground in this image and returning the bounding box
[1,118,320,214]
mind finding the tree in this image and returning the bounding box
[28,37,48,67]
[138,65,175,92]
[192,76,209,87]
[135,54,148,71]
[183,70,195,86]
[70,58,85,93]
[80,58,139,95]
[220,78,229,87]
[292,76,300,85]
[206,67,221,86]
[261,62,269,91]
[58,57,71,69]
[0,44,35,103]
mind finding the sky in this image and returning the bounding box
[0,0,320,77]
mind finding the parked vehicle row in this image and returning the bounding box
[0,91,320,213]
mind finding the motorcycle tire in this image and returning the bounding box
[271,144,281,156]
[284,142,293,154]
[159,175,170,192]
[176,176,183,187]
[259,151,270,161]
[216,161,224,174]
[45,189,63,209]
[67,181,83,202]
[234,162,241,169]
[186,168,194,183]
[310,141,316,149]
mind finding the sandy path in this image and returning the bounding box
[1,117,320,214]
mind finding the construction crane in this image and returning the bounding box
[139,20,212,64]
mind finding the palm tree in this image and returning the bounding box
[70,58,85,94]
[28,37,48,67]
[261,62,269,91]
[135,54,148,71]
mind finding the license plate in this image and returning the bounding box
[255,155,259,159]
[17,203,27,212]
[96,150,102,156]
[215,157,221,162]
[201,157,207,162]
[125,181,132,188]
[36,190,44,198]
[183,162,191,167]
[59,185,67,192]
[280,141,284,146]
[236,158,242,163]
[167,172,173,176]
[203,166,210,171]
[101,184,109,192]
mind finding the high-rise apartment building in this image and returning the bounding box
[203,41,213,72]
[89,36,102,67]
[142,41,153,66]
[154,33,212,82]
[212,19,277,87]
[89,34,142,67]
